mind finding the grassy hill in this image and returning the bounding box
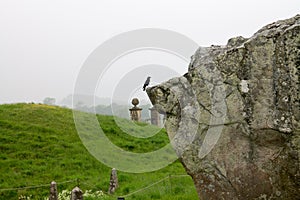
[0,103,198,200]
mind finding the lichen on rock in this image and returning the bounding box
[147,15,300,200]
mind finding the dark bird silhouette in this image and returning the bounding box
[143,77,151,91]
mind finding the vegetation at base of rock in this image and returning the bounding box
[0,103,198,200]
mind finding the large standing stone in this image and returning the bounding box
[147,15,300,200]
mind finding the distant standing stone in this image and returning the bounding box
[149,107,161,126]
[49,181,58,200]
[109,168,118,194]
[70,186,83,200]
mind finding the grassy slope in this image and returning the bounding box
[0,103,198,200]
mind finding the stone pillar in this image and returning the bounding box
[149,107,160,126]
[70,186,83,200]
[49,181,58,200]
[129,98,142,121]
[109,168,118,194]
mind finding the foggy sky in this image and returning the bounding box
[1,0,299,104]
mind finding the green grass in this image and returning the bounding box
[0,103,198,199]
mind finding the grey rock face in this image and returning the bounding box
[147,15,300,200]
[70,186,83,200]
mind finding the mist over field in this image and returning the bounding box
[1,0,299,104]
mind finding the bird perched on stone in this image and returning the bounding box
[143,77,151,91]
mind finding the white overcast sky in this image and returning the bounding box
[0,0,299,104]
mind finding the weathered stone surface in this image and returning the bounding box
[108,168,118,194]
[49,181,58,200]
[147,15,300,200]
[70,186,83,200]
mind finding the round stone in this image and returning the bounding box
[132,98,139,106]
